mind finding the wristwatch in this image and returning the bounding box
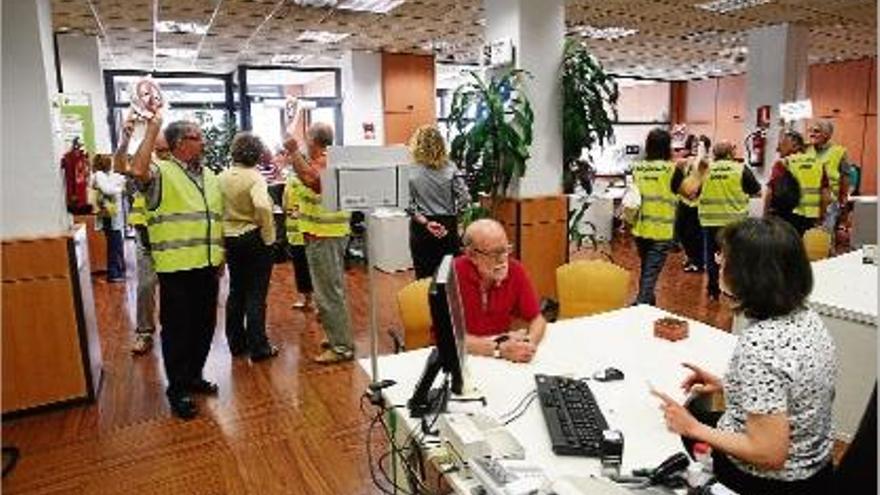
[492,334,510,359]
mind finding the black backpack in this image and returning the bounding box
[770,165,801,214]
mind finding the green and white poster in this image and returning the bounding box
[51,93,95,155]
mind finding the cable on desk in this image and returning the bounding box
[502,392,539,426]
[366,407,411,495]
[378,413,438,495]
[498,389,537,423]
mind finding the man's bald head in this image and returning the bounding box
[307,122,334,149]
[713,141,735,161]
[463,219,511,286]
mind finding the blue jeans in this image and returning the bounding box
[635,238,672,306]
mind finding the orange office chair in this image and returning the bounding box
[555,260,630,320]
[803,227,832,261]
[389,277,433,353]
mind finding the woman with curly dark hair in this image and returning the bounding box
[218,132,278,361]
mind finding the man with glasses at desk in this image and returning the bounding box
[455,219,547,363]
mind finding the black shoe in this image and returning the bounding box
[250,344,279,362]
[188,379,219,395]
[168,393,197,419]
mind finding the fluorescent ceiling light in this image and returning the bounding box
[574,25,638,41]
[297,30,350,43]
[156,21,208,35]
[156,48,198,58]
[271,54,308,65]
[293,0,338,6]
[337,0,404,14]
[695,0,772,14]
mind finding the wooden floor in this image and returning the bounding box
[3,235,740,494]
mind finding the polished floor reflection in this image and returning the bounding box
[3,234,740,494]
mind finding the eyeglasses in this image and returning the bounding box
[472,244,513,260]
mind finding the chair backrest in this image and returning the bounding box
[803,227,831,261]
[396,277,434,350]
[556,259,630,319]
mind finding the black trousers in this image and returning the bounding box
[158,266,219,396]
[288,243,313,294]
[703,226,722,298]
[676,202,704,268]
[225,230,273,354]
[409,215,460,280]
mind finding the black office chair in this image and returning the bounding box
[834,382,877,492]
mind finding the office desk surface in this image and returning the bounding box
[809,249,877,325]
[361,305,737,478]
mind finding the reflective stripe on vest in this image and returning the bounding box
[698,160,748,227]
[128,193,147,226]
[297,183,350,238]
[632,160,677,240]
[811,144,846,194]
[284,177,306,246]
[787,153,823,219]
[146,160,225,272]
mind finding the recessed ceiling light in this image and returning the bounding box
[337,0,404,14]
[695,0,772,14]
[156,48,198,58]
[573,25,638,41]
[156,21,208,35]
[297,30,350,43]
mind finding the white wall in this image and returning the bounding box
[57,33,112,153]
[746,23,808,180]
[1,0,70,239]
[342,51,385,145]
[484,0,564,198]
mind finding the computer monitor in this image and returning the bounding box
[407,255,467,418]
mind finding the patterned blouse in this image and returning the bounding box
[717,307,837,481]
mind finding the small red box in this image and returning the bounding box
[654,317,689,342]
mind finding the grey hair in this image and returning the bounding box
[812,119,834,136]
[164,120,199,151]
[308,123,334,148]
[462,218,505,247]
[230,132,265,167]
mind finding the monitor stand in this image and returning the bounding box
[407,348,451,419]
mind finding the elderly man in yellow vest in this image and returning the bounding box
[283,123,354,364]
[115,117,170,355]
[697,141,761,300]
[130,111,224,419]
[808,120,851,234]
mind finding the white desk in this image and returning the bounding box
[809,249,878,441]
[360,305,737,490]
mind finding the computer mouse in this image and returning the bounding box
[603,367,625,381]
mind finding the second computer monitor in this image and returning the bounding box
[429,254,467,395]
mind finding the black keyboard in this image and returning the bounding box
[534,374,609,456]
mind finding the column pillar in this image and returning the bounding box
[746,23,809,176]
[2,0,69,238]
[341,50,385,146]
[484,0,567,298]
[57,33,112,153]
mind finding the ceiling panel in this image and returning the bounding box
[51,0,876,79]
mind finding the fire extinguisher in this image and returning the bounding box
[745,105,771,167]
[745,128,766,167]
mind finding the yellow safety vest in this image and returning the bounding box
[146,160,225,273]
[297,182,350,239]
[809,144,846,196]
[787,152,823,219]
[129,193,147,227]
[698,160,748,227]
[283,176,306,246]
[632,160,677,240]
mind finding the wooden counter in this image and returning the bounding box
[2,225,103,415]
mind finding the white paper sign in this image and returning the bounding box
[779,99,813,122]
